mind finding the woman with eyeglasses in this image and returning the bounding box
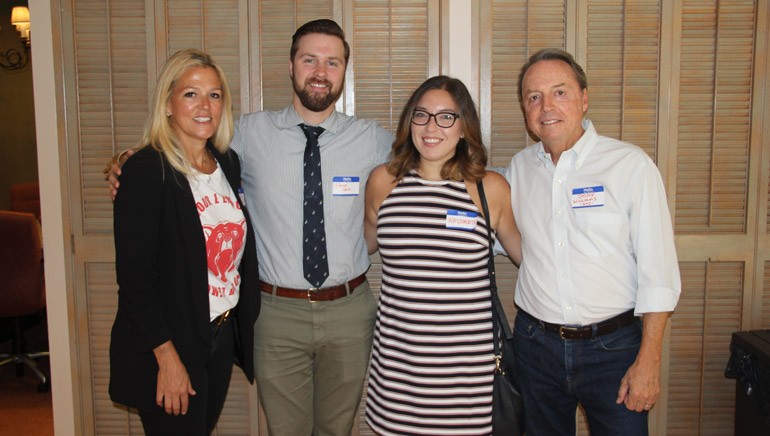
[363,75,522,435]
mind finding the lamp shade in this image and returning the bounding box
[11,6,30,25]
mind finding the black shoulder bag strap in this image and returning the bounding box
[477,180,513,346]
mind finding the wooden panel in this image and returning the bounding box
[666,261,742,435]
[166,0,243,115]
[75,0,149,235]
[488,0,567,167]
[351,0,431,132]
[258,0,334,111]
[675,0,755,234]
[216,374,257,434]
[586,0,660,161]
[87,263,144,435]
[764,261,770,328]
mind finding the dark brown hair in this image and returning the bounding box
[387,75,487,182]
[518,48,588,106]
[290,19,350,65]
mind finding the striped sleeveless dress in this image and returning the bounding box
[365,173,495,436]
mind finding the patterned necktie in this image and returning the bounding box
[300,124,329,288]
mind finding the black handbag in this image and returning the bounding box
[477,180,524,436]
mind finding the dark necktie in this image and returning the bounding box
[300,124,329,288]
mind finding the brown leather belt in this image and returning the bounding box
[520,309,636,340]
[259,274,367,302]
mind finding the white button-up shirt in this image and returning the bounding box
[506,119,680,325]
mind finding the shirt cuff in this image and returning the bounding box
[634,286,680,315]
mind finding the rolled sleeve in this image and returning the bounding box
[631,158,681,314]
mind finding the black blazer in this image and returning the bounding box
[109,144,260,411]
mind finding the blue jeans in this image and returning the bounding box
[513,311,648,436]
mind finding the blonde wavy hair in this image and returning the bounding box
[137,49,234,174]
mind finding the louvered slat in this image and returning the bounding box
[489,0,568,167]
[586,0,660,161]
[667,261,742,435]
[77,0,149,235]
[203,0,243,116]
[165,0,243,116]
[88,263,145,435]
[76,1,151,430]
[763,261,770,328]
[676,0,754,234]
[258,1,334,111]
[352,0,431,132]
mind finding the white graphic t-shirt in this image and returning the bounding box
[187,163,246,321]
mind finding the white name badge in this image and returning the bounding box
[332,176,360,196]
[446,210,478,230]
[572,186,605,208]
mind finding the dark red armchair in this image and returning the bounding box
[0,210,49,392]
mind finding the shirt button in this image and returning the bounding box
[556,210,562,215]
[557,241,563,247]
[565,306,572,311]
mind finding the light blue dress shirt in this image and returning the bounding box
[231,105,393,288]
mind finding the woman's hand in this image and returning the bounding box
[153,340,196,415]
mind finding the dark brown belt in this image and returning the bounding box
[259,274,367,302]
[520,309,636,340]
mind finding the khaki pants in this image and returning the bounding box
[253,280,377,436]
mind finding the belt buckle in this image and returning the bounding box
[217,309,231,326]
[559,325,578,339]
[307,287,320,303]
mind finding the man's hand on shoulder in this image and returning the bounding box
[104,149,135,201]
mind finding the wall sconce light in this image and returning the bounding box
[1,6,31,71]
[12,7,31,45]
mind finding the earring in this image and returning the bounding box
[166,112,171,117]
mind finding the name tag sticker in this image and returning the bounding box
[446,210,477,230]
[572,186,605,209]
[332,176,360,196]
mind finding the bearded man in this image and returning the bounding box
[231,19,393,435]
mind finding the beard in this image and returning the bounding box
[292,74,343,112]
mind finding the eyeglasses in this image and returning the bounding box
[410,109,461,128]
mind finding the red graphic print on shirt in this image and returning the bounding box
[203,220,246,283]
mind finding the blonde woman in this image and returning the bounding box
[109,49,260,435]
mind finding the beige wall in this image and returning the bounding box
[0,0,37,210]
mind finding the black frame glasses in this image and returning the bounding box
[410,109,461,128]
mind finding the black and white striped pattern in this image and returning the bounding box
[365,173,495,436]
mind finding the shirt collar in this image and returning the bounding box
[277,105,343,136]
[535,118,597,169]
[571,119,597,169]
